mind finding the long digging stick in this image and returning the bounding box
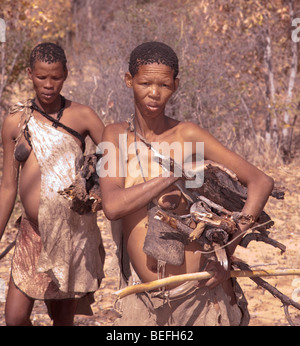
[115,269,300,299]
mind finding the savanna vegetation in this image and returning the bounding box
[1,0,300,166]
[1,0,300,326]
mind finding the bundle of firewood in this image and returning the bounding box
[144,161,285,270]
[58,153,102,214]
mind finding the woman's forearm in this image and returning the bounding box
[101,175,179,220]
[227,174,274,256]
[0,185,18,241]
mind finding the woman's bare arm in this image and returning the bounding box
[99,124,179,220]
[184,123,274,222]
[182,123,274,288]
[0,115,20,240]
[194,127,274,253]
[84,106,105,145]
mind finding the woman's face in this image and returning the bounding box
[125,63,179,119]
[28,60,68,106]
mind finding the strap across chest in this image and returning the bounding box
[30,96,86,152]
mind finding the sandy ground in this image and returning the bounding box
[0,164,300,326]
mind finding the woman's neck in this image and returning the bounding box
[34,95,63,115]
[134,113,168,141]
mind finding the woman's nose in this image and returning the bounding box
[44,78,54,89]
[150,85,160,98]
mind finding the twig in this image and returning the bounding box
[240,232,286,253]
[234,261,300,326]
[0,240,15,260]
[183,220,274,256]
[240,95,257,139]
[284,305,296,326]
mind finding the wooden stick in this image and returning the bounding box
[234,261,300,323]
[115,269,300,299]
[0,241,16,260]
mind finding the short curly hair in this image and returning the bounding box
[29,42,67,70]
[129,41,179,79]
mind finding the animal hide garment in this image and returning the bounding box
[143,203,186,266]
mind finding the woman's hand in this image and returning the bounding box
[197,256,231,289]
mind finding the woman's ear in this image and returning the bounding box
[27,67,33,80]
[64,68,68,81]
[174,77,179,92]
[125,72,133,88]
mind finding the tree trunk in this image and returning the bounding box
[0,42,6,120]
[281,0,298,163]
[263,26,278,147]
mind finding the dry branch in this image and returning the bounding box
[239,232,286,253]
[234,261,300,326]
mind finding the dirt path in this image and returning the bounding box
[0,164,299,326]
[235,164,300,326]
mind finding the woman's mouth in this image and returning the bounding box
[146,103,160,111]
[42,93,55,100]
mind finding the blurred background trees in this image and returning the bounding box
[0,0,299,165]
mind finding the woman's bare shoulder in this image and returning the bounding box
[104,121,131,135]
[2,110,25,140]
[67,100,97,116]
[175,120,210,140]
